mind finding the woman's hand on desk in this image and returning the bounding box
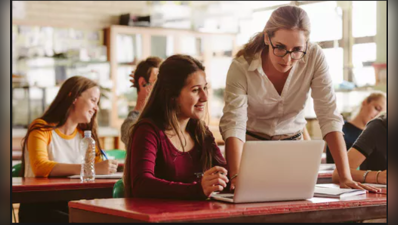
[95,160,119,174]
[340,178,381,193]
[201,166,229,197]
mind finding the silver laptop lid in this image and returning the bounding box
[233,140,324,203]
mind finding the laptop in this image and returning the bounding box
[211,140,324,203]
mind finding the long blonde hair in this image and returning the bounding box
[350,91,386,120]
[236,5,311,63]
[347,91,387,120]
[364,92,386,104]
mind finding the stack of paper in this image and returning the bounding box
[317,183,386,189]
[318,164,336,171]
[314,187,366,198]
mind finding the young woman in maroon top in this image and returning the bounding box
[124,55,228,199]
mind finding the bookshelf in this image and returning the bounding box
[104,25,238,143]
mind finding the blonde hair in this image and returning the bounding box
[350,91,386,120]
[364,91,386,104]
[236,5,311,63]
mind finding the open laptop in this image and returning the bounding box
[211,140,324,203]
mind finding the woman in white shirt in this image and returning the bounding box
[220,5,379,192]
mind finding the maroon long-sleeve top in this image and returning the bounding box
[128,119,225,200]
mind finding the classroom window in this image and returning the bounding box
[236,1,290,10]
[352,43,377,87]
[352,1,377,38]
[352,43,377,67]
[322,47,344,85]
[236,10,273,47]
[300,1,343,42]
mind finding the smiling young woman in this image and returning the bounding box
[19,76,118,223]
[219,5,379,193]
[123,55,228,200]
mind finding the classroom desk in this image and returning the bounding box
[12,177,118,204]
[115,163,333,184]
[316,170,333,184]
[69,193,386,223]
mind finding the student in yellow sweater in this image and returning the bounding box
[19,76,118,223]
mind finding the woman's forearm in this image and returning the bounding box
[325,132,352,183]
[225,137,244,178]
[49,163,81,177]
[350,170,380,184]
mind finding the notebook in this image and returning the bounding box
[68,172,123,179]
[316,183,387,189]
[211,140,324,203]
[318,164,336,171]
[314,186,366,198]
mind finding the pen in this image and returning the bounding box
[100,149,108,160]
[143,82,152,87]
[194,172,203,178]
[194,172,225,178]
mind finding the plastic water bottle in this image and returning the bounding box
[80,130,96,181]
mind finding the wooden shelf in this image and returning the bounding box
[104,25,238,128]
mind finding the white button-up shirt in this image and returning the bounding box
[219,43,344,142]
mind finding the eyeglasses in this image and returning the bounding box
[268,36,307,60]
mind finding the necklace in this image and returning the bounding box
[166,131,187,151]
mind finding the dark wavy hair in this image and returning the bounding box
[133,57,163,92]
[124,55,225,197]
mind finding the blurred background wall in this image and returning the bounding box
[11,1,387,147]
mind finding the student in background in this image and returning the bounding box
[124,55,228,199]
[19,76,118,223]
[219,5,376,192]
[121,57,163,147]
[326,92,386,164]
[332,113,386,186]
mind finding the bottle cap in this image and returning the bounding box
[84,130,92,137]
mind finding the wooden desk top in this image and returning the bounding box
[115,164,333,179]
[69,193,386,223]
[317,170,333,178]
[12,177,119,203]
